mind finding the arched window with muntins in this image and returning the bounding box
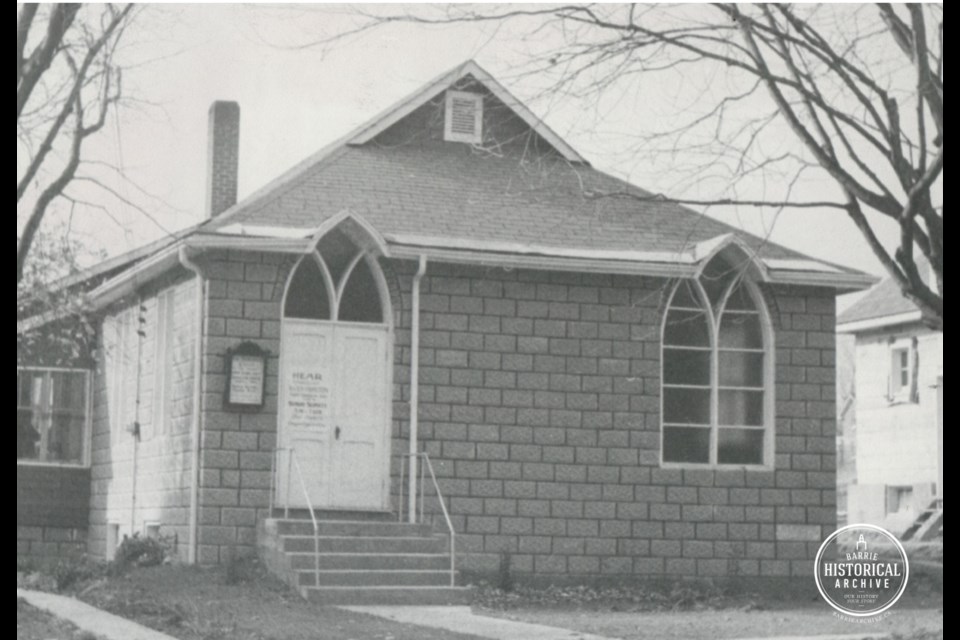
[662,254,772,467]
[283,226,387,325]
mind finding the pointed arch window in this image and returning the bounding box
[662,255,773,467]
[283,227,387,324]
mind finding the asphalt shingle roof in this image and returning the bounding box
[210,141,813,262]
[206,62,857,274]
[838,256,932,325]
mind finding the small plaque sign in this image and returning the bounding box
[225,342,268,410]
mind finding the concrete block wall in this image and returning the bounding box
[187,250,837,577]
[194,250,289,563]
[18,525,86,560]
[88,272,198,561]
[391,262,837,580]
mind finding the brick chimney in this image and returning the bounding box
[206,101,240,218]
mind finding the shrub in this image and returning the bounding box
[50,556,105,591]
[113,533,167,570]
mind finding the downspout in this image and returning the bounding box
[408,255,428,523]
[179,246,206,564]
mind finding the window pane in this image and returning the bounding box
[18,408,40,459]
[671,281,701,308]
[719,389,764,426]
[18,372,31,407]
[284,257,331,320]
[48,414,85,463]
[663,348,710,385]
[663,427,710,463]
[317,228,359,285]
[338,259,383,323]
[724,282,757,311]
[718,312,763,349]
[700,256,737,308]
[51,372,86,411]
[664,309,710,347]
[718,428,764,465]
[664,387,710,424]
[718,351,763,387]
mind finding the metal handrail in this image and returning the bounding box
[282,446,320,592]
[398,452,456,587]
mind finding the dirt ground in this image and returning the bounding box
[17,597,103,640]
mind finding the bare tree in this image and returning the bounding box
[17,3,135,283]
[302,3,943,328]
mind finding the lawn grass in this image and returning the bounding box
[56,558,484,640]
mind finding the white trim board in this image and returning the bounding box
[837,310,924,333]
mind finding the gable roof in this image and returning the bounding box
[70,60,877,313]
[347,60,587,164]
[838,256,935,331]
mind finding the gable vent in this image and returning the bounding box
[444,90,483,143]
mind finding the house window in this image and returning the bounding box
[285,230,386,325]
[17,368,90,465]
[104,308,138,441]
[661,256,772,467]
[152,289,177,438]
[887,485,914,514]
[444,90,483,144]
[889,338,919,402]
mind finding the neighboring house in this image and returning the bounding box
[837,267,943,537]
[18,61,874,598]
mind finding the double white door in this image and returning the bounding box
[277,319,389,510]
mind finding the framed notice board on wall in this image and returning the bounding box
[225,342,269,410]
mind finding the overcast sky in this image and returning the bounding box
[28,3,929,284]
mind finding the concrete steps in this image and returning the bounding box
[297,569,452,587]
[303,585,472,606]
[258,515,467,605]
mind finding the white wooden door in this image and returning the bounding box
[277,320,335,508]
[330,324,390,510]
[277,320,389,510]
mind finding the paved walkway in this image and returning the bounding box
[18,588,176,640]
[342,605,620,640]
[341,606,894,640]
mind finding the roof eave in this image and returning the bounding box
[837,309,925,333]
[74,224,874,321]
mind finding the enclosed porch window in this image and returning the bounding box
[17,367,90,465]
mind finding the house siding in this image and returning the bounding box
[195,250,837,578]
[845,325,941,531]
[87,271,198,561]
[852,327,941,486]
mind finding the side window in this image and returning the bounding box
[17,368,89,465]
[888,337,919,403]
[151,288,177,438]
[104,308,137,443]
[662,256,772,467]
